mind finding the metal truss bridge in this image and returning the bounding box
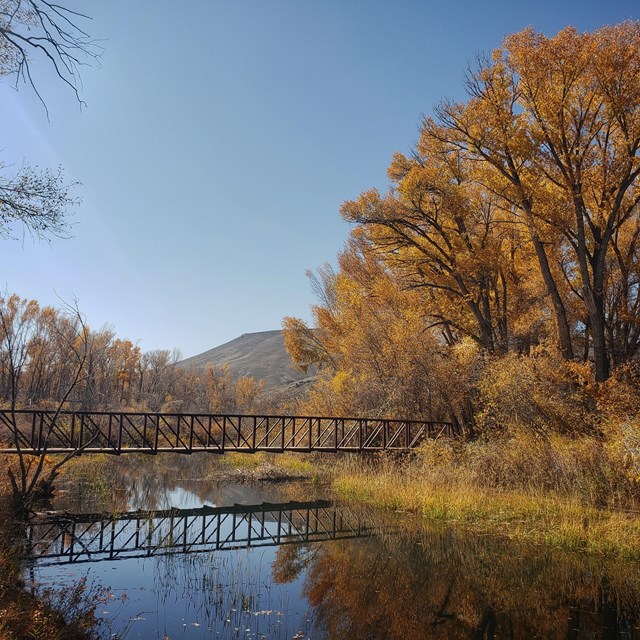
[0,409,453,455]
[25,500,374,566]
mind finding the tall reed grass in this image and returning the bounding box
[330,433,640,557]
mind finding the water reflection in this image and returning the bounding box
[26,500,374,565]
[304,524,640,639]
[26,482,359,639]
[22,463,640,639]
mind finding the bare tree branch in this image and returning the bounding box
[0,161,78,240]
[0,0,102,115]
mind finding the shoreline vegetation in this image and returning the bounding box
[330,451,640,559]
[38,440,640,559]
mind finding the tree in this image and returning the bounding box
[336,23,640,383]
[0,0,100,239]
[0,162,77,240]
[341,145,547,355]
[0,294,98,511]
[284,235,476,425]
[0,0,100,108]
[429,23,640,381]
[284,21,640,443]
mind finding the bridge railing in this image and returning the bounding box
[0,409,454,454]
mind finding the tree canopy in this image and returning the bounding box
[285,22,640,431]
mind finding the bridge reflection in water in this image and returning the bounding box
[25,500,374,566]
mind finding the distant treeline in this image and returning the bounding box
[0,294,267,414]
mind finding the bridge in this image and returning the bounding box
[25,500,374,566]
[0,409,453,455]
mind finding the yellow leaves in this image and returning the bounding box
[450,336,480,369]
[282,316,329,373]
[387,151,412,182]
[477,349,594,436]
[287,234,473,419]
[562,359,593,388]
[345,135,544,353]
[329,370,349,395]
[339,188,382,224]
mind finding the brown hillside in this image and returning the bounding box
[178,330,315,392]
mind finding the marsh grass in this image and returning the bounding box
[330,434,640,558]
[209,451,316,480]
[59,454,118,502]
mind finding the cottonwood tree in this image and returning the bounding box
[428,23,640,381]
[284,236,475,426]
[284,22,640,445]
[341,144,547,355]
[336,23,640,384]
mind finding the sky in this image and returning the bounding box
[0,0,638,358]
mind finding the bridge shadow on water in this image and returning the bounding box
[24,499,376,566]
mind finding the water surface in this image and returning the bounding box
[22,458,640,639]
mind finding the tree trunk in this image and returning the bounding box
[530,235,574,359]
[585,288,610,382]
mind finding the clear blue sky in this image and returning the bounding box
[0,0,637,357]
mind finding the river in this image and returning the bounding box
[19,456,640,639]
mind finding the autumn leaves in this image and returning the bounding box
[285,23,640,422]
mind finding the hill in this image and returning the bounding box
[178,330,314,392]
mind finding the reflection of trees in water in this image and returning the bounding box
[56,455,217,512]
[111,456,215,510]
[272,544,315,585]
[56,455,323,515]
[300,526,640,639]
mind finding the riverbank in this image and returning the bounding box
[328,434,640,558]
[47,436,640,560]
[207,451,317,482]
[0,493,106,640]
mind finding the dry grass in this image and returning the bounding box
[208,451,316,480]
[330,434,640,558]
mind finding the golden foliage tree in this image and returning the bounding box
[430,23,640,381]
[284,22,640,438]
[284,236,478,426]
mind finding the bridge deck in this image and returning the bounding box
[0,410,452,455]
